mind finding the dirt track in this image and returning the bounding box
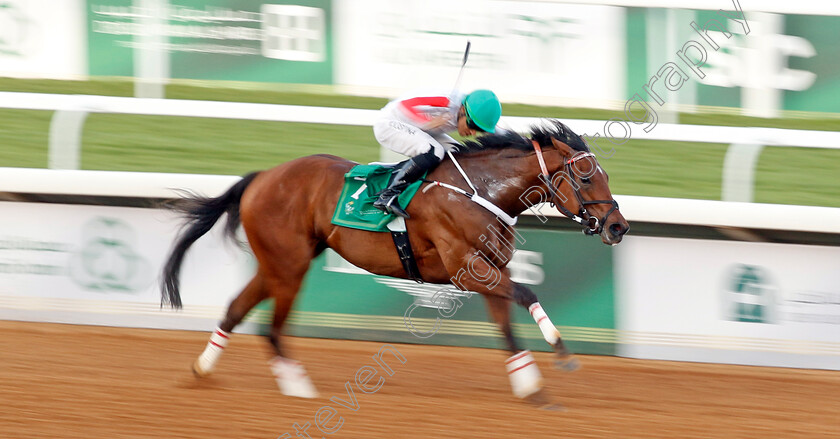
[1,321,838,439]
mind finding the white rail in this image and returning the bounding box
[1,91,839,203]
[0,167,239,199]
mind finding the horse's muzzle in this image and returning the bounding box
[608,222,629,239]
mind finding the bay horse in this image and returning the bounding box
[161,120,629,404]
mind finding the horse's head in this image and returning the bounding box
[530,121,629,245]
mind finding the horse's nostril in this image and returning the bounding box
[609,223,627,237]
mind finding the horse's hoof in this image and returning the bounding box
[192,360,211,378]
[555,356,580,372]
[270,357,319,398]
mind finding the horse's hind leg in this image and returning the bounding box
[259,244,322,398]
[512,283,580,372]
[193,273,267,377]
[265,279,318,398]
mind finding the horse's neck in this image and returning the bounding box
[440,151,546,217]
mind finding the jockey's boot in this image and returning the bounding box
[374,149,443,218]
[373,158,425,219]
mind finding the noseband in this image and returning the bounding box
[531,140,619,235]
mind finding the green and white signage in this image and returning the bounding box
[625,7,840,117]
[0,0,86,78]
[87,0,333,83]
[0,202,253,305]
[617,236,840,370]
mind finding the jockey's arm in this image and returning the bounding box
[422,114,452,131]
[397,95,452,132]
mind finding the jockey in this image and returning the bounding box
[372,89,503,219]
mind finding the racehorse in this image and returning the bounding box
[161,119,629,404]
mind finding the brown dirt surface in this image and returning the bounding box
[1,320,838,439]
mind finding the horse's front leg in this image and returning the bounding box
[512,283,580,372]
[445,256,546,401]
[482,294,550,405]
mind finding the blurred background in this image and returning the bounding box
[0,0,838,205]
[0,0,838,374]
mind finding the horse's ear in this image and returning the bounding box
[550,138,575,160]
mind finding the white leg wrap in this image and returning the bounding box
[529,303,560,345]
[505,350,543,398]
[269,357,319,399]
[194,328,229,376]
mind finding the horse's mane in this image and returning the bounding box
[529,119,590,152]
[454,119,589,156]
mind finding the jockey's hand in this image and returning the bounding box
[423,114,450,131]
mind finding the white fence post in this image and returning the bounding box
[48,110,89,170]
[134,0,169,99]
[721,143,765,202]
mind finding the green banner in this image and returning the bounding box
[783,15,840,113]
[87,0,333,83]
[625,8,840,115]
[250,227,617,355]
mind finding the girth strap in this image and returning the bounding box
[390,231,423,283]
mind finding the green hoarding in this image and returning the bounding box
[625,8,840,115]
[250,227,617,355]
[87,0,333,83]
[783,15,840,113]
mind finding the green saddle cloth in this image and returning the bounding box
[331,164,426,232]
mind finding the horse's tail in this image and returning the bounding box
[161,172,260,309]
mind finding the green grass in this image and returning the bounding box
[601,140,730,201]
[1,78,839,207]
[82,114,377,175]
[0,109,51,168]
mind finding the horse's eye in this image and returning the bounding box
[580,177,591,184]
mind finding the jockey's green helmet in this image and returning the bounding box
[463,89,501,133]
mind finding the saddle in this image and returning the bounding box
[331,163,425,282]
[331,163,426,232]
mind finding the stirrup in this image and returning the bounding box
[373,193,410,219]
